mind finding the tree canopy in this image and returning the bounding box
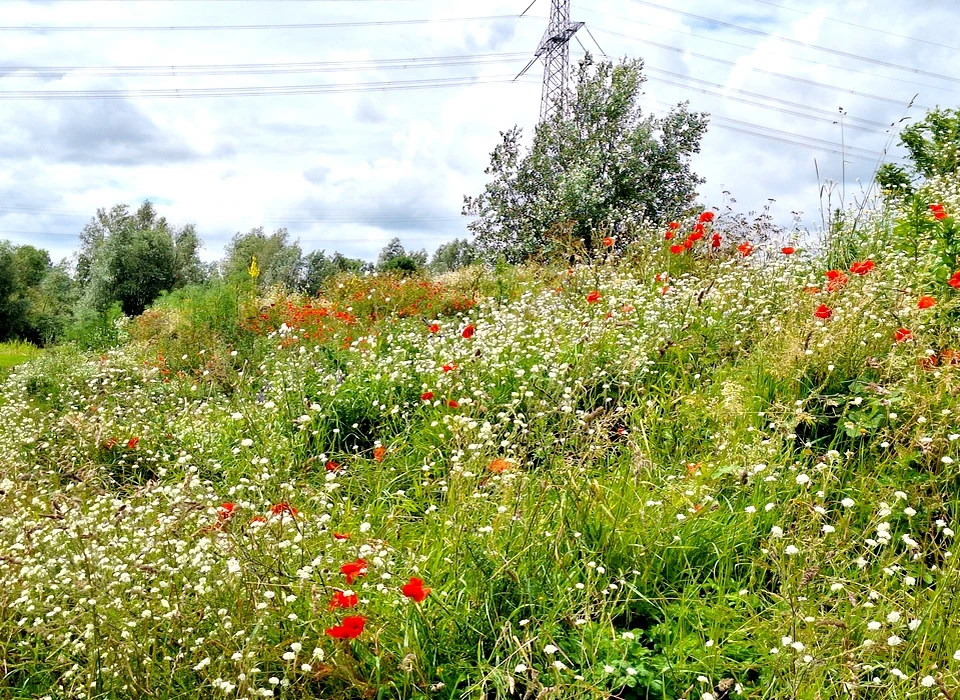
[877,107,960,198]
[463,56,709,262]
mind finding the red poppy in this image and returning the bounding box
[930,203,948,220]
[251,515,267,524]
[918,296,937,309]
[688,231,704,243]
[669,221,681,230]
[699,211,715,223]
[602,236,614,247]
[325,460,341,472]
[804,286,821,294]
[661,286,671,295]
[814,304,832,320]
[942,349,960,365]
[683,238,694,250]
[442,363,457,373]
[669,244,685,255]
[586,290,602,304]
[825,270,848,292]
[373,446,386,462]
[420,391,434,401]
[333,531,350,540]
[340,559,368,585]
[655,273,668,282]
[894,328,913,343]
[711,234,722,249]
[271,502,299,517]
[429,323,440,333]
[325,615,365,639]
[919,355,939,370]
[328,590,359,611]
[104,437,119,449]
[781,247,795,255]
[665,230,675,241]
[217,502,236,521]
[737,242,753,257]
[461,325,475,339]
[401,577,431,603]
[949,271,960,289]
[849,260,875,276]
[127,436,140,449]
[447,399,460,409]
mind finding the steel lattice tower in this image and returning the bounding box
[533,0,583,122]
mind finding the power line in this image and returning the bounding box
[743,0,960,53]
[643,67,892,128]
[0,73,538,100]
[572,4,960,97]
[645,74,888,135]
[1,53,531,78]
[0,14,539,31]
[592,26,929,111]
[624,0,960,85]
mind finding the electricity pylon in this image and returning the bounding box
[516,0,584,122]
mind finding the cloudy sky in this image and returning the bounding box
[0,0,957,263]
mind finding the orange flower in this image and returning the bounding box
[737,242,753,257]
[665,230,675,241]
[668,221,681,230]
[329,590,359,611]
[894,328,913,343]
[429,323,440,333]
[930,203,948,220]
[127,436,140,449]
[949,271,960,289]
[602,236,614,247]
[271,502,299,517]
[669,244,685,255]
[814,304,832,320]
[849,260,875,276]
[699,211,715,223]
[781,247,795,255]
[420,391,434,401]
[461,324,475,339]
[373,446,386,462]
[586,290,602,304]
[333,531,350,540]
[325,460,341,472]
[918,296,937,309]
[488,458,512,474]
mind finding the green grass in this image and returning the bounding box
[0,340,40,369]
[1,194,960,698]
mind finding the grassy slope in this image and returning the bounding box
[1,200,960,699]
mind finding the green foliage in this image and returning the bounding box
[0,340,40,370]
[79,201,204,316]
[877,107,960,198]
[301,250,365,294]
[464,55,709,262]
[430,238,478,274]
[377,237,427,275]
[223,226,304,288]
[63,302,128,350]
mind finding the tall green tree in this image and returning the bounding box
[376,237,427,274]
[463,56,709,262]
[79,202,203,316]
[877,107,960,198]
[430,238,478,273]
[301,250,365,294]
[223,227,304,289]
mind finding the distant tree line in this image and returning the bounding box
[0,201,478,346]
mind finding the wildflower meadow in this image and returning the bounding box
[3,177,960,699]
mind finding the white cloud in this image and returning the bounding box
[0,0,956,262]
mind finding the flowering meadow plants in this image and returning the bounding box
[3,194,960,699]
